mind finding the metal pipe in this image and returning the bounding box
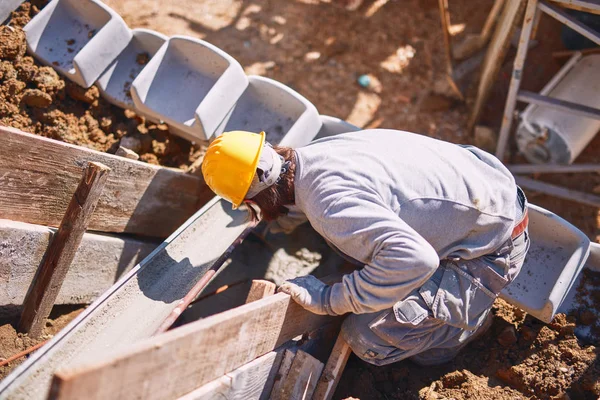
[539,1,600,45]
[496,0,539,160]
[515,175,600,207]
[153,221,258,335]
[508,163,600,174]
[517,90,600,120]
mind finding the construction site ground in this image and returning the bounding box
[0,0,599,399]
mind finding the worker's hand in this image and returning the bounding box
[278,275,334,315]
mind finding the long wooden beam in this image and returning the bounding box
[50,289,337,400]
[0,219,157,307]
[0,126,213,238]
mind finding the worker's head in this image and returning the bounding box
[202,130,295,220]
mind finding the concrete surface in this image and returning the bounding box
[131,35,248,142]
[0,0,23,24]
[0,219,157,308]
[218,75,321,147]
[24,0,132,88]
[0,197,250,400]
[97,28,167,109]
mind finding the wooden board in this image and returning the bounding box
[279,350,324,400]
[0,126,213,237]
[0,219,157,307]
[468,0,526,131]
[50,290,338,400]
[19,162,110,337]
[177,350,284,400]
[313,335,352,400]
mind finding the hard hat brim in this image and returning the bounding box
[231,131,266,210]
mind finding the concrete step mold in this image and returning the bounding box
[131,35,248,143]
[315,115,359,140]
[96,28,167,109]
[0,0,24,24]
[216,75,322,146]
[24,0,132,88]
[0,197,250,400]
[500,203,596,323]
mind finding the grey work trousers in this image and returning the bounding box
[340,196,530,366]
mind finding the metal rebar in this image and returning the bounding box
[516,91,600,120]
[539,1,600,45]
[508,163,600,174]
[153,222,258,335]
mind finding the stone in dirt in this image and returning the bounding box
[33,67,64,93]
[65,82,99,105]
[116,146,140,160]
[497,326,518,347]
[20,89,52,108]
[0,26,26,60]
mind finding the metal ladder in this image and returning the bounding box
[497,0,600,207]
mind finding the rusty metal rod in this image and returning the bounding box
[153,221,258,335]
[0,340,48,368]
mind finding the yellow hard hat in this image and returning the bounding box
[202,130,265,208]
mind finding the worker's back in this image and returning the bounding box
[294,129,517,262]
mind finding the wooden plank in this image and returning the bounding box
[270,350,298,400]
[179,322,338,400]
[438,0,454,76]
[515,175,600,207]
[453,0,504,60]
[0,126,213,238]
[19,162,110,338]
[177,350,284,400]
[313,335,352,400]
[279,350,324,400]
[468,0,526,131]
[0,219,156,307]
[49,288,338,400]
[246,280,276,303]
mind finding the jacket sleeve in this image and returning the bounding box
[312,191,440,315]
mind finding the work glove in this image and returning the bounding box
[278,275,335,316]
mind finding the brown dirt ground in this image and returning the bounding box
[0,305,83,381]
[0,2,205,169]
[0,0,598,397]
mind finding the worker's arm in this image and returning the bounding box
[289,191,439,315]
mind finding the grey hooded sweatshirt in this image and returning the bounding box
[287,129,518,316]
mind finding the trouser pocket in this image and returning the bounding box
[421,256,509,331]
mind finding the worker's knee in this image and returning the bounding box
[341,313,402,366]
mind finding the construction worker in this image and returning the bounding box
[202,129,530,366]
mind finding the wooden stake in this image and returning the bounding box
[19,162,110,338]
[313,335,352,400]
[438,0,454,76]
[468,0,526,132]
[278,350,324,400]
[245,280,276,304]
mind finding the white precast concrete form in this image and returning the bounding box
[96,28,167,109]
[216,76,322,147]
[0,0,24,24]
[314,115,360,140]
[131,36,248,142]
[24,0,132,88]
